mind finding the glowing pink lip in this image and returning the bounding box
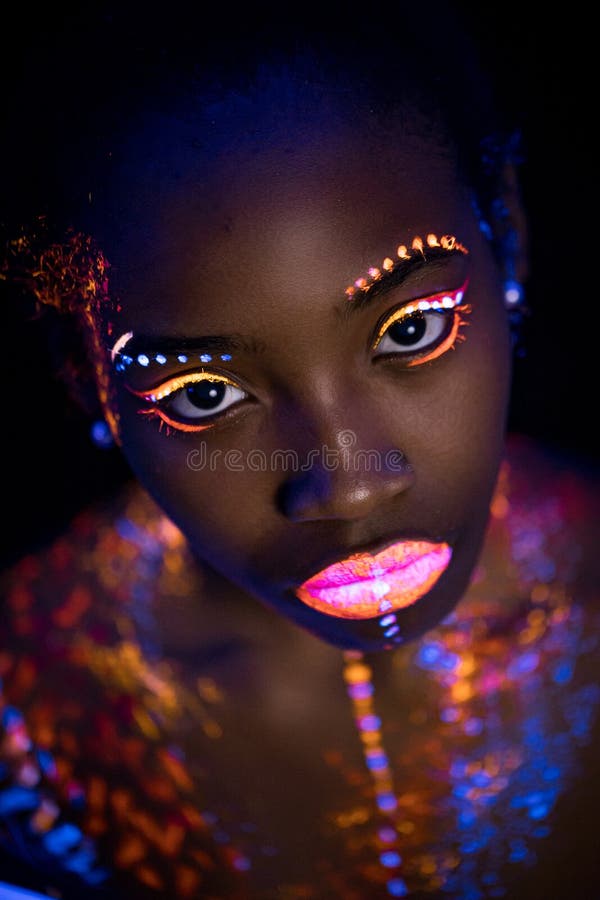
[294,540,452,620]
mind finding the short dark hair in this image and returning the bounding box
[4,3,518,239]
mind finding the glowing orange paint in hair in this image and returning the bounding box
[1,222,121,438]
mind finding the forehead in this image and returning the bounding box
[94,72,475,329]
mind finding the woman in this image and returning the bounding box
[1,6,598,899]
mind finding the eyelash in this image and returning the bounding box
[129,282,471,435]
[372,281,471,367]
[128,371,246,435]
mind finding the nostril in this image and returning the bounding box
[277,455,414,523]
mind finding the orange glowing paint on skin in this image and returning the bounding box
[128,371,239,403]
[138,408,214,433]
[406,308,469,367]
[2,225,122,439]
[372,279,471,365]
[295,540,453,619]
[129,371,240,433]
[344,233,468,299]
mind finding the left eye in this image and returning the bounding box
[167,379,247,421]
[373,308,451,357]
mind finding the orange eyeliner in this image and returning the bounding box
[138,408,214,433]
[406,309,469,367]
[372,279,471,365]
[126,370,238,403]
[127,371,242,435]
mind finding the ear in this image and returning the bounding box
[489,161,530,286]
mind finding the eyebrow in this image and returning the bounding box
[121,332,268,358]
[118,247,467,362]
[335,248,468,322]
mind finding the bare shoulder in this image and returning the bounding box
[504,433,599,598]
[0,483,202,642]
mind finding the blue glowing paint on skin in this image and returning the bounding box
[366,753,388,771]
[552,661,574,684]
[378,827,396,843]
[479,218,493,240]
[2,707,24,728]
[220,353,232,361]
[347,681,373,699]
[377,793,398,812]
[91,421,114,448]
[200,354,212,363]
[0,786,39,815]
[504,278,524,306]
[233,856,252,871]
[137,354,150,367]
[36,749,56,776]
[177,354,188,364]
[387,878,409,897]
[379,611,402,643]
[358,714,381,730]
[380,850,402,868]
[155,354,167,364]
[43,822,82,855]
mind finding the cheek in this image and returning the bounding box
[408,290,511,524]
[116,393,272,573]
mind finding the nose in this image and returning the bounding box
[277,420,415,523]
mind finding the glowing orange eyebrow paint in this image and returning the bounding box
[344,233,468,299]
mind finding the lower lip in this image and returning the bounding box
[294,540,452,620]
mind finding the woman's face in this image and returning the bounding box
[95,80,512,651]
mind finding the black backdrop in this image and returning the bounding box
[0,4,597,568]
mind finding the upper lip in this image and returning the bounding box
[284,530,455,590]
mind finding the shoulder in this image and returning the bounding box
[1,483,195,637]
[504,433,599,500]
[502,434,599,599]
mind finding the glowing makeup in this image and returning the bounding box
[127,371,247,433]
[372,280,471,366]
[110,337,237,373]
[295,540,453,620]
[110,336,246,433]
[110,331,133,362]
[112,232,471,436]
[345,233,469,300]
[343,652,407,895]
[4,227,122,438]
[128,371,238,403]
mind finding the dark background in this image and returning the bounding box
[0,4,596,568]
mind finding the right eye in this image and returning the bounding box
[167,379,247,422]
[128,372,249,433]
